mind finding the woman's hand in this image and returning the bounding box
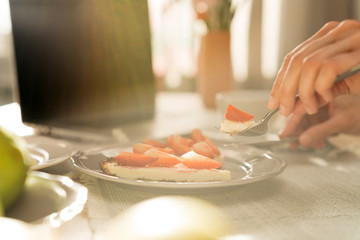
[279,95,360,149]
[268,20,360,116]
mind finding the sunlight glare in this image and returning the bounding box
[127,198,184,237]
[261,0,282,79]
[0,103,35,136]
[0,0,11,35]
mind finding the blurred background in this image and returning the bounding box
[148,0,360,91]
[0,0,359,111]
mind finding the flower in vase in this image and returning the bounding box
[193,0,236,32]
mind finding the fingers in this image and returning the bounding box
[341,72,360,96]
[281,95,360,149]
[295,20,360,114]
[278,114,304,138]
[267,62,289,109]
[292,93,329,115]
[268,21,340,113]
[269,20,360,117]
[279,104,331,149]
[278,113,304,150]
[297,112,344,148]
[316,48,360,99]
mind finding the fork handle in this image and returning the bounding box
[335,65,360,82]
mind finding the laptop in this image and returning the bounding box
[9,0,155,140]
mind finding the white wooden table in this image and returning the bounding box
[2,92,360,240]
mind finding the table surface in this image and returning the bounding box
[2,92,360,240]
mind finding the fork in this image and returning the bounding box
[231,65,360,137]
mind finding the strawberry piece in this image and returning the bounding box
[172,143,191,156]
[133,143,174,154]
[157,148,175,154]
[192,141,215,159]
[165,135,173,147]
[191,129,221,157]
[191,129,206,143]
[143,149,182,167]
[204,137,221,156]
[166,135,193,156]
[181,151,221,169]
[143,139,165,148]
[114,152,158,167]
[224,104,254,122]
[133,143,152,154]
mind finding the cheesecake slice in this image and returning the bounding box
[220,104,256,135]
[99,129,231,182]
[101,161,231,182]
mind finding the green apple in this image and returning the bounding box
[0,126,30,210]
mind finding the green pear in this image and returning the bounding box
[0,126,30,210]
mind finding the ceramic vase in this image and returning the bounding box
[197,31,234,108]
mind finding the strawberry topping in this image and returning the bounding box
[224,104,254,122]
[181,151,221,169]
[114,152,158,167]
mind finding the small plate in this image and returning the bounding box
[6,171,88,227]
[25,135,76,170]
[71,144,286,192]
[202,128,280,144]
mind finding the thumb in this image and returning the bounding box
[298,115,342,147]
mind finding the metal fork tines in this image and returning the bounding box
[236,108,279,136]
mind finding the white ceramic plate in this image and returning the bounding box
[71,144,286,192]
[25,135,76,170]
[6,171,88,227]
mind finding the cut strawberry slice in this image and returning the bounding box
[133,143,152,154]
[192,141,215,159]
[204,137,221,156]
[114,152,158,167]
[224,104,254,122]
[133,143,174,154]
[190,129,206,143]
[166,135,193,156]
[181,151,221,169]
[143,149,182,167]
[143,139,165,148]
